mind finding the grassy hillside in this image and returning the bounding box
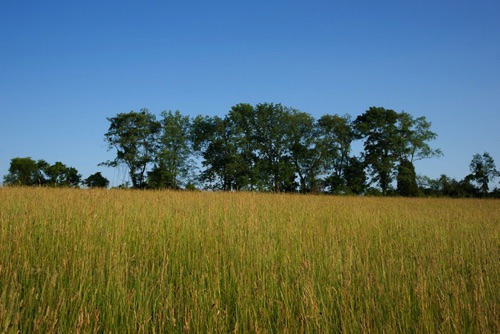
[0,188,499,332]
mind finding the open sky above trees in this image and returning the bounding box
[1,1,499,187]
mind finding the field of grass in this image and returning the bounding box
[0,187,499,333]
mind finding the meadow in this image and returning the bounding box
[0,187,498,333]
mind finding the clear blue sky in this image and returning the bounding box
[1,0,499,187]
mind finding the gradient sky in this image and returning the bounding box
[1,0,499,187]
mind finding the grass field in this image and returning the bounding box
[0,187,499,333]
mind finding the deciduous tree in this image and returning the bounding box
[396,159,419,196]
[44,161,81,187]
[317,114,355,193]
[84,172,110,188]
[3,157,44,186]
[252,103,296,192]
[191,115,240,190]
[395,112,442,196]
[227,103,259,190]
[148,110,194,189]
[468,152,499,195]
[288,110,320,193]
[354,107,399,195]
[102,109,159,188]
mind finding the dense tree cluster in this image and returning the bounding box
[3,104,499,197]
[100,104,446,195]
[3,157,82,187]
[417,152,500,198]
[3,157,108,188]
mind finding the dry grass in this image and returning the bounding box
[0,187,499,333]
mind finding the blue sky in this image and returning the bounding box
[1,0,499,187]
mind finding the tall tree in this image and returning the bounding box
[468,152,499,195]
[317,114,355,193]
[252,103,296,192]
[102,109,159,188]
[191,115,240,190]
[288,111,320,193]
[354,107,400,195]
[395,112,443,163]
[227,103,258,190]
[395,112,442,196]
[148,110,194,189]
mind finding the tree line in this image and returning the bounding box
[3,157,109,188]
[3,103,500,197]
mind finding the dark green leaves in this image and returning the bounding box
[3,157,82,187]
[103,109,159,188]
[98,104,444,195]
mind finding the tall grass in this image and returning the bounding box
[0,187,499,332]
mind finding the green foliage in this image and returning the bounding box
[102,109,160,188]
[191,114,240,190]
[397,159,419,196]
[417,174,479,198]
[226,103,259,190]
[192,103,302,192]
[344,156,367,194]
[8,103,484,197]
[83,172,110,188]
[468,152,499,194]
[4,157,81,187]
[252,103,296,192]
[416,174,442,196]
[317,114,356,193]
[355,107,442,195]
[3,157,43,186]
[44,161,82,187]
[354,107,400,194]
[417,155,500,198]
[97,104,448,195]
[148,110,194,189]
[396,112,442,163]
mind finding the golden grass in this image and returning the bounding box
[0,187,499,332]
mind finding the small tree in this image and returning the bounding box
[84,172,110,188]
[396,159,419,196]
[344,156,367,194]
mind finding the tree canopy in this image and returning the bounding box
[3,158,82,187]
[98,104,446,195]
[102,109,160,188]
[467,152,500,195]
[84,172,110,188]
[4,102,499,198]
